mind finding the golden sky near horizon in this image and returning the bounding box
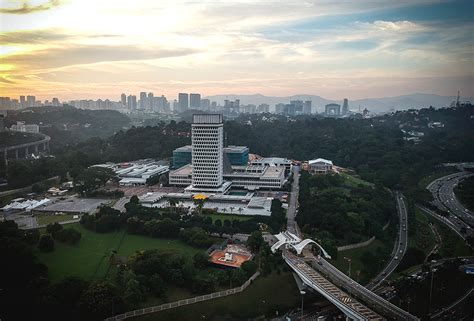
[0,0,473,101]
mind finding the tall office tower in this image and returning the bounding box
[200,99,210,110]
[147,92,154,110]
[155,95,168,112]
[178,93,189,113]
[211,101,217,111]
[275,103,285,114]
[127,95,137,110]
[191,114,224,188]
[342,98,349,115]
[139,92,147,109]
[303,101,312,114]
[26,95,36,107]
[121,93,127,106]
[20,96,26,108]
[172,100,179,112]
[189,93,201,109]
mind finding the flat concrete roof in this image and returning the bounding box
[34,197,110,214]
[171,164,193,176]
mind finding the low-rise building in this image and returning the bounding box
[308,158,333,174]
[169,164,286,191]
[92,159,169,186]
[250,157,292,174]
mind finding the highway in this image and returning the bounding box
[367,192,409,290]
[427,171,474,237]
[283,167,418,320]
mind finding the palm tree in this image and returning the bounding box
[222,208,227,214]
[238,207,243,215]
[229,206,235,215]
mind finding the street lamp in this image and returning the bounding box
[344,256,352,278]
[300,290,306,320]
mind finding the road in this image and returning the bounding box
[367,192,409,290]
[427,171,474,237]
[286,165,300,235]
[418,205,467,241]
[285,169,417,320]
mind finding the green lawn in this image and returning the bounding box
[131,272,301,321]
[204,213,253,223]
[424,215,473,257]
[340,172,374,188]
[410,209,436,255]
[36,224,203,282]
[37,214,77,226]
[332,239,389,284]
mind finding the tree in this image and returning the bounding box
[215,219,222,227]
[148,274,167,297]
[24,229,40,245]
[38,234,55,252]
[79,282,123,319]
[53,277,88,309]
[74,167,114,197]
[46,222,63,237]
[123,278,143,308]
[193,252,209,268]
[247,231,264,253]
[54,228,82,245]
[241,261,257,277]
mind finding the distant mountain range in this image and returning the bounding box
[204,93,469,113]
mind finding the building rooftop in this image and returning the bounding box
[253,157,291,165]
[174,145,192,153]
[308,158,333,165]
[170,163,193,176]
[224,145,249,153]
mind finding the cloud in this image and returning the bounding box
[0,0,63,14]
[0,29,71,44]
[2,44,200,70]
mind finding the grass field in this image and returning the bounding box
[410,209,436,255]
[36,224,203,282]
[424,214,473,257]
[340,172,374,188]
[204,213,253,223]
[37,214,77,226]
[332,239,389,283]
[131,272,302,321]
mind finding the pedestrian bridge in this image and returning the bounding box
[271,231,331,258]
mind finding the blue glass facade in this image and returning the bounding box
[172,145,249,168]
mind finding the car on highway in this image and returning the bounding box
[394,256,399,260]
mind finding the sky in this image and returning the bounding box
[0,0,473,101]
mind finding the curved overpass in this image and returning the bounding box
[0,132,50,164]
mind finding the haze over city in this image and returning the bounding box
[1,0,473,101]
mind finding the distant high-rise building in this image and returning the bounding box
[147,92,154,110]
[127,95,137,110]
[325,103,341,116]
[224,99,240,113]
[211,101,217,111]
[190,93,201,109]
[275,103,285,114]
[257,103,270,113]
[303,101,312,114]
[0,114,4,132]
[178,93,189,113]
[121,93,127,106]
[200,98,211,110]
[289,100,304,115]
[172,99,179,112]
[139,92,147,109]
[342,98,349,115]
[26,95,36,107]
[192,114,224,189]
[52,97,60,106]
[20,95,26,108]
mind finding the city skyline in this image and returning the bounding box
[1,0,473,101]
